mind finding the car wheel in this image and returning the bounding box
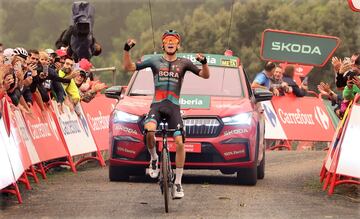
[236,164,258,185]
[109,165,130,181]
[257,150,265,179]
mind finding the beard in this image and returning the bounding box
[62,67,72,74]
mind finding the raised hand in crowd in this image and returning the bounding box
[317,82,331,96]
[28,63,38,77]
[65,69,80,79]
[91,81,107,93]
[352,76,360,87]
[3,73,15,91]
[331,56,341,73]
[339,58,352,74]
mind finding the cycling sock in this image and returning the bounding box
[148,147,158,161]
[175,168,183,184]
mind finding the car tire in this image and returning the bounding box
[109,165,130,181]
[236,123,259,185]
[257,150,265,179]
[236,164,257,185]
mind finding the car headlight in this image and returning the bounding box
[113,110,139,123]
[222,112,252,125]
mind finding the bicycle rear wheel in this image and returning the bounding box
[161,149,169,213]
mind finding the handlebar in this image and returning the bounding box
[144,122,179,134]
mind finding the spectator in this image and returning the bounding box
[318,82,342,118]
[74,70,106,103]
[340,56,360,114]
[58,58,81,108]
[251,61,276,90]
[332,53,359,90]
[270,66,292,96]
[282,65,308,97]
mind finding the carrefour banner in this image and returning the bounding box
[22,102,68,162]
[52,101,97,156]
[261,101,287,140]
[9,106,32,170]
[14,109,41,165]
[271,96,335,141]
[81,95,116,151]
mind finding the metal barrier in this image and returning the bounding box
[90,67,117,85]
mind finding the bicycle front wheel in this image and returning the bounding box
[161,149,169,213]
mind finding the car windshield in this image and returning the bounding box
[129,66,243,97]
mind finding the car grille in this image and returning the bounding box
[138,116,223,138]
[183,117,222,138]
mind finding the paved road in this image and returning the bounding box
[1,151,359,218]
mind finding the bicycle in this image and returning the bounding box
[146,120,176,213]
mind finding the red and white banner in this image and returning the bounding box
[14,110,41,165]
[22,102,68,162]
[0,117,16,190]
[81,94,116,151]
[52,101,97,156]
[261,100,287,140]
[271,96,335,141]
[335,104,360,178]
[9,107,32,170]
[0,105,24,183]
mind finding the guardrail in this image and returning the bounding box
[90,67,117,85]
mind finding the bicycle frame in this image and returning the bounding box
[146,121,176,213]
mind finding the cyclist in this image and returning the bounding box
[123,30,209,199]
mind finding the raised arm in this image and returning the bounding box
[123,39,137,72]
[196,53,209,79]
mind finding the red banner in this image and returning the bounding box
[81,94,116,151]
[271,95,335,141]
[22,102,68,162]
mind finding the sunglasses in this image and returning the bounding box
[162,36,179,45]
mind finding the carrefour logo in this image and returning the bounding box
[277,107,330,130]
[314,106,330,130]
[263,104,277,127]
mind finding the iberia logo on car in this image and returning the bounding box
[271,96,334,141]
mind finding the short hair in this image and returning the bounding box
[28,49,39,56]
[264,61,276,72]
[283,65,295,78]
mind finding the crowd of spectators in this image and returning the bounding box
[251,53,360,120]
[0,43,106,116]
[251,61,308,97]
[319,53,360,118]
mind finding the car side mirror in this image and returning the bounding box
[105,86,126,99]
[254,88,273,102]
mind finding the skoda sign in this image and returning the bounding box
[261,29,340,67]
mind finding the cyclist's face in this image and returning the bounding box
[163,36,179,55]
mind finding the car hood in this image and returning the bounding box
[116,96,253,117]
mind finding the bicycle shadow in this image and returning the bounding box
[128,171,238,185]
